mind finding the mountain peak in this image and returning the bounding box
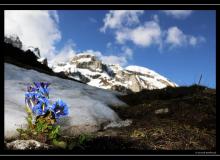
[70,53,97,64]
[51,54,178,93]
[126,65,157,75]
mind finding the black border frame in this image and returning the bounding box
[0,0,219,5]
[1,4,219,156]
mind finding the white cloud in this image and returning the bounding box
[5,10,205,69]
[166,26,187,46]
[115,29,129,44]
[121,46,133,59]
[49,10,59,23]
[101,10,204,51]
[162,10,193,19]
[189,36,206,46]
[99,46,133,66]
[4,10,131,67]
[101,11,162,48]
[77,49,128,66]
[129,21,161,47]
[116,21,162,47]
[101,55,127,66]
[49,40,76,65]
[100,10,144,32]
[4,10,61,60]
[189,36,197,46]
[166,26,205,47]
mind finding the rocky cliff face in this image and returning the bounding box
[51,54,177,93]
[4,35,22,49]
[70,54,103,72]
[4,35,41,59]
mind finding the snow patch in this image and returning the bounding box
[76,57,93,63]
[126,65,177,87]
[4,63,127,139]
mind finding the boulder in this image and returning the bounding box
[6,140,53,150]
[154,108,169,114]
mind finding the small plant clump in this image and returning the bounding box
[17,82,69,149]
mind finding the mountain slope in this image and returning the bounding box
[4,42,85,84]
[4,35,177,94]
[109,85,216,150]
[51,54,177,93]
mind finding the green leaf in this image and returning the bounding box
[16,128,23,133]
[52,139,67,149]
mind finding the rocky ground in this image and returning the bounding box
[73,85,216,152]
[5,85,216,152]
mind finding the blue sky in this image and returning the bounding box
[5,10,216,88]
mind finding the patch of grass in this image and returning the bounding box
[118,84,210,106]
[108,85,216,150]
[128,122,215,150]
[63,133,94,150]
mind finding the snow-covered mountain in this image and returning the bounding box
[4,35,177,93]
[50,54,178,93]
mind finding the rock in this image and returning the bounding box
[127,74,142,92]
[70,54,96,63]
[89,74,101,79]
[76,61,103,72]
[28,47,41,58]
[60,124,100,136]
[111,85,132,94]
[70,71,90,83]
[154,108,169,114]
[38,58,48,66]
[130,130,145,138]
[4,35,22,49]
[104,119,132,130]
[70,54,103,72]
[6,140,53,150]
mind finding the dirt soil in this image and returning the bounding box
[64,85,216,152]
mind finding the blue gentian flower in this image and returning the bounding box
[25,92,41,110]
[25,82,68,120]
[32,97,50,116]
[51,99,69,119]
[27,85,37,92]
[34,82,50,98]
